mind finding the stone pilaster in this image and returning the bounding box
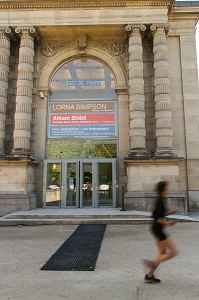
[0,27,13,156]
[150,24,177,158]
[125,24,149,159]
[36,87,51,160]
[12,27,39,157]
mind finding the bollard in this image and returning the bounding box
[120,186,126,211]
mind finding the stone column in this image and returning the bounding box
[125,24,149,159]
[30,49,40,157]
[150,24,177,158]
[0,27,13,156]
[12,27,39,157]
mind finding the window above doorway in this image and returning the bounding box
[50,58,116,101]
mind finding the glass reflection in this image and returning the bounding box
[47,140,117,159]
[46,163,61,206]
[66,163,76,206]
[82,163,93,206]
[50,59,116,101]
[98,163,112,206]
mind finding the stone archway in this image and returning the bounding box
[35,47,129,207]
[38,47,127,89]
[36,47,128,160]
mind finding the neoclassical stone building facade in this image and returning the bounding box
[0,0,198,215]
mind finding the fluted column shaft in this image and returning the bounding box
[12,27,39,156]
[0,27,12,155]
[151,24,175,155]
[125,24,149,158]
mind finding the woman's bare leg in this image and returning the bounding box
[148,237,179,277]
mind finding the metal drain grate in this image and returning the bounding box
[41,224,107,271]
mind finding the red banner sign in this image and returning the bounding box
[50,113,115,125]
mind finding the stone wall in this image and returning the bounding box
[0,159,37,216]
[124,159,188,214]
[124,192,187,214]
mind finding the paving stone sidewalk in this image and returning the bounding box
[1,222,199,300]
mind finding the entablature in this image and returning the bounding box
[0,0,174,9]
[169,5,199,25]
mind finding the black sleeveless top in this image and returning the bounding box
[151,196,169,240]
[152,196,167,222]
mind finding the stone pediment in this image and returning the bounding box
[0,0,174,9]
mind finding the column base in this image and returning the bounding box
[152,149,178,159]
[125,148,150,160]
[0,150,6,158]
[11,149,35,160]
[0,158,38,216]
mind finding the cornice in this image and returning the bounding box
[0,1,173,10]
[169,6,199,24]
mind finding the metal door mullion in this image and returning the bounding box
[58,161,63,208]
[94,161,98,208]
[112,160,116,207]
[43,161,47,208]
[61,162,66,207]
[90,161,95,208]
[79,161,83,208]
[76,161,80,208]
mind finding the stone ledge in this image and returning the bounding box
[124,192,188,214]
[0,157,38,166]
[0,193,38,216]
[124,158,183,165]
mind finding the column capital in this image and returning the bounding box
[125,24,146,33]
[0,26,16,40]
[150,24,171,34]
[0,26,11,34]
[15,27,39,41]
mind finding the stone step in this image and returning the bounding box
[1,207,197,226]
[0,216,197,226]
[5,214,151,220]
[0,218,153,226]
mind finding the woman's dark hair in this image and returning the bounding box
[156,181,168,195]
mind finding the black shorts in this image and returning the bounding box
[151,223,169,241]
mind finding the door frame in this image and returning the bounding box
[43,158,118,208]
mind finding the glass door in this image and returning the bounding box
[44,161,62,207]
[44,159,117,208]
[80,161,93,207]
[98,162,113,206]
[65,162,79,207]
[96,160,116,207]
[44,159,80,208]
[79,159,117,208]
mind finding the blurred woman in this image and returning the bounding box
[144,181,179,283]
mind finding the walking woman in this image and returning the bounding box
[144,181,179,283]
